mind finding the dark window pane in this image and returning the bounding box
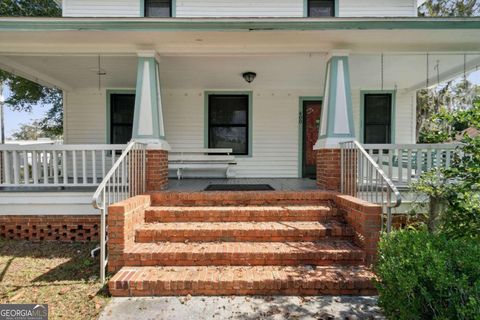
[209,95,248,125]
[364,94,392,144]
[209,127,247,155]
[208,94,249,155]
[111,95,135,125]
[111,94,135,144]
[145,0,171,17]
[308,0,334,17]
[112,126,133,145]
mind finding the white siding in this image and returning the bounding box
[61,0,417,18]
[175,0,303,18]
[62,0,141,17]
[63,87,417,178]
[351,89,416,144]
[339,0,417,17]
[64,90,108,144]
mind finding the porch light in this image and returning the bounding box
[242,72,256,83]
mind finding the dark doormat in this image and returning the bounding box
[204,184,275,191]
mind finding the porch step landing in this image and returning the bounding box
[109,191,376,296]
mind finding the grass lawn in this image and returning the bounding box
[0,240,110,319]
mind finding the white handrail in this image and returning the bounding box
[340,140,401,232]
[92,140,146,283]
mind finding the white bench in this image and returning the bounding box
[168,148,237,179]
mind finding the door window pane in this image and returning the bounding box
[364,94,392,144]
[308,0,335,17]
[208,95,249,155]
[111,94,135,144]
[145,0,171,17]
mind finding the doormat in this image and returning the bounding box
[204,184,275,191]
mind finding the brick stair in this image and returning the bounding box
[108,192,381,296]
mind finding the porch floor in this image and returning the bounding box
[166,178,318,192]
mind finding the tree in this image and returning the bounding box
[0,0,62,139]
[11,121,46,140]
[419,0,480,16]
[416,1,480,142]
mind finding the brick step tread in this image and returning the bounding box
[135,221,353,242]
[145,205,340,222]
[109,265,377,296]
[122,241,365,266]
[150,191,335,206]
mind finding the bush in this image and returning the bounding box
[376,230,480,320]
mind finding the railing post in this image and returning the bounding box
[100,191,106,283]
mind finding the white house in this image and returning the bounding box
[0,0,478,295]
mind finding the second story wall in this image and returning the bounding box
[62,0,418,18]
[62,0,141,17]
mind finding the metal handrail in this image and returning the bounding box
[340,140,401,232]
[92,140,146,283]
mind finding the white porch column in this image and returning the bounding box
[132,51,169,149]
[314,51,355,149]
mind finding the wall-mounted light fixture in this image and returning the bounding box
[242,72,256,83]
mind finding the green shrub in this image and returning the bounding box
[376,230,480,320]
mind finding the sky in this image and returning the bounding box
[1,71,480,139]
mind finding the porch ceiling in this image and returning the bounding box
[1,53,479,92]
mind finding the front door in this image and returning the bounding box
[302,100,322,178]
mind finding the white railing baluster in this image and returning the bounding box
[73,150,78,185]
[53,151,59,185]
[12,151,19,185]
[63,150,68,185]
[22,151,29,185]
[407,149,412,185]
[82,150,87,185]
[92,150,97,185]
[42,150,48,184]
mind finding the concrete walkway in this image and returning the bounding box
[99,296,384,320]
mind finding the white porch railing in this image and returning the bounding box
[92,141,146,283]
[362,143,460,187]
[340,141,402,232]
[0,144,126,187]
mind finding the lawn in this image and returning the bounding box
[0,240,110,320]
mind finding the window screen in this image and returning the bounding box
[110,94,135,145]
[363,94,392,144]
[308,0,335,17]
[145,0,171,17]
[208,95,249,155]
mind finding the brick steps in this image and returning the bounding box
[144,205,340,223]
[123,241,365,266]
[150,191,335,206]
[109,265,377,296]
[135,221,353,242]
[108,192,382,297]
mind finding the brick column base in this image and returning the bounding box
[146,149,168,192]
[316,148,341,191]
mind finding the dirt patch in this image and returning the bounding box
[0,240,109,320]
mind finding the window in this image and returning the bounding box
[145,0,171,17]
[110,93,135,144]
[208,94,249,155]
[363,94,392,144]
[308,0,335,17]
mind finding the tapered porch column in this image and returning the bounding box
[132,51,170,191]
[314,52,355,191]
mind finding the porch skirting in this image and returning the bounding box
[0,215,100,242]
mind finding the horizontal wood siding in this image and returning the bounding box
[175,0,303,17]
[63,87,417,178]
[339,0,417,17]
[63,0,141,17]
